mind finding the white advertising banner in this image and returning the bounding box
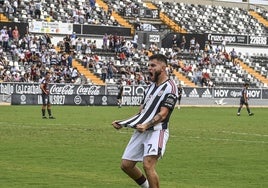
[29,21,73,34]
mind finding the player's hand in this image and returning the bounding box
[112,121,122,130]
[136,124,147,133]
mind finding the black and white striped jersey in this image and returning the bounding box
[118,79,178,130]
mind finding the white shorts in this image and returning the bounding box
[122,129,169,162]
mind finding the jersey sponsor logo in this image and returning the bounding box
[189,88,199,98]
[158,90,164,96]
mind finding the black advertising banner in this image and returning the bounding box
[106,85,120,96]
[207,33,268,47]
[181,87,213,98]
[11,94,118,106]
[1,83,267,106]
[11,94,147,106]
[248,36,268,46]
[207,33,247,45]
[213,88,262,99]
[0,83,106,95]
[262,89,268,99]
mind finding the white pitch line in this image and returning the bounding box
[177,136,268,144]
[208,137,268,144]
[1,122,267,143]
[183,128,268,138]
[220,131,268,137]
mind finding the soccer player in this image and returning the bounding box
[237,83,254,116]
[112,54,178,188]
[40,72,55,119]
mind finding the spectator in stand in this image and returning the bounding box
[103,33,108,50]
[222,49,230,63]
[172,34,178,49]
[1,26,7,42]
[170,56,179,71]
[195,41,200,54]
[34,1,41,19]
[67,52,73,68]
[1,31,9,51]
[132,33,138,49]
[107,62,116,80]
[182,63,192,73]
[60,52,68,67]
[85,40,92,54]
[189,37,195,54]
[76,38,83,53]
[192,68,201,85]
[201,70,210,87]
[7,27,13,43]
[221,38,227,52]
[71,67,78,81]
[71,33,77,50]
[64,35,71,53]
[89,0,96,8]
[230,48,237,63]
[12,0,18,14]
[215,45,221,54]
[180,36,186,52]
[101,63,108,82]
[203,53,210,66]
[12,26,20,45]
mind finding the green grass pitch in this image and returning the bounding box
[0,105,267,188]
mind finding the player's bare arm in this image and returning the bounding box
[112,121,123,130]
[244,93,248,104]
[136,106,170,133]
[40,84,48,94]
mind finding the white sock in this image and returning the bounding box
[140,180,149,188]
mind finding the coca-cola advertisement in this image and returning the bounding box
[8,83,105,96]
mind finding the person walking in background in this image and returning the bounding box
[237,83,254,116]
[177,84,182,109]
[116,83,123,108]
[112,54,178,188]
[40,72,55,119]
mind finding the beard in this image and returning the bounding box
[150,70,161,83]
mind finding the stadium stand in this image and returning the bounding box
[155,1,267,35]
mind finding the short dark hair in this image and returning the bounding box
[244,82,249,86]
[149,54,167,65]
